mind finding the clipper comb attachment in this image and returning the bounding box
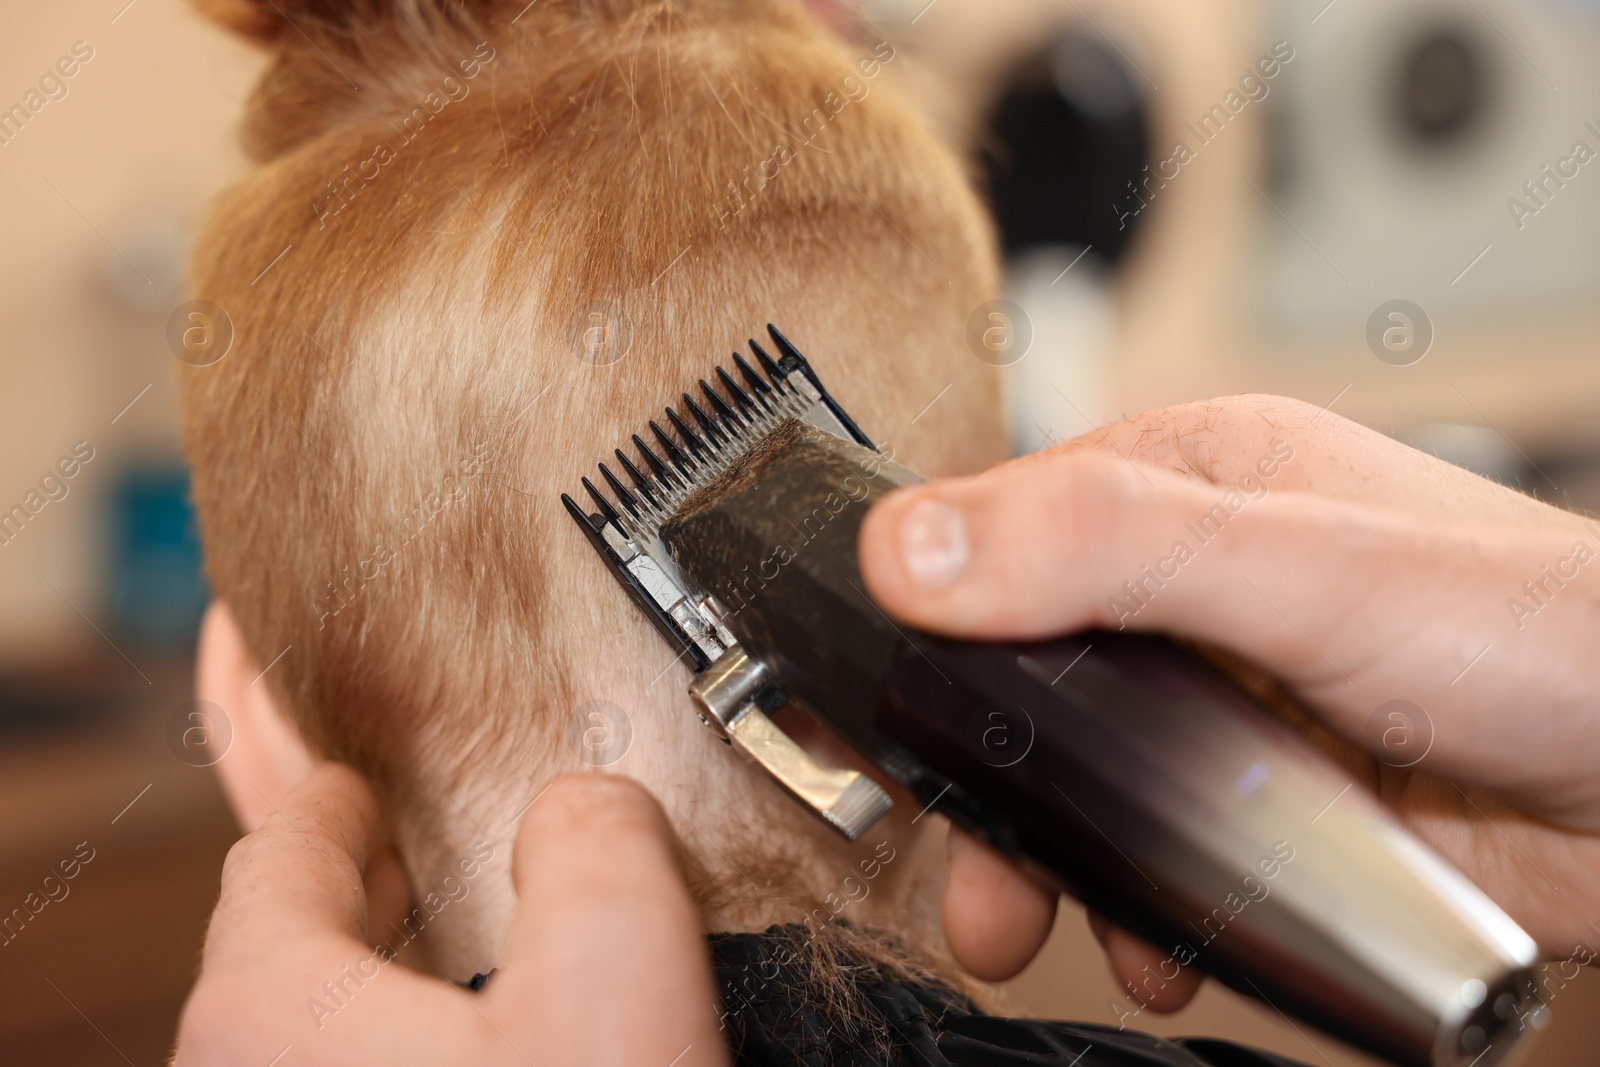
[562,325,892,840]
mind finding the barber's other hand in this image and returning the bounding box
[859,394,1600,1003]
[175,764,727,1066]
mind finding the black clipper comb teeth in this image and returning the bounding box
[562,324,894,839]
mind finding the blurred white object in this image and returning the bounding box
[102,215,188,313]
[1263,0,1600,323]
[1001,245,1117,457]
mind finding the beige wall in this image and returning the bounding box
[899,0,1600,454]
[0,0,261,666]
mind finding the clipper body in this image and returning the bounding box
[562,327,1541,1067]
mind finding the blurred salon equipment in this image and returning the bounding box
[862,0,1600,1062]
[870,0,1600,506]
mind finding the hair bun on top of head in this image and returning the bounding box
[191,0,513,159]
[192,0,658,40]
[194,0,456,42]
[194,0,793,159]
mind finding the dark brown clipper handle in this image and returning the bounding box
[661,422,1540,1067]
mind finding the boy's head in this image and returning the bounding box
[185,0,1006,980]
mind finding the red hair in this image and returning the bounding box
[183,0,1002,821]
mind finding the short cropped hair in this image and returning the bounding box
[184,0,1003,805]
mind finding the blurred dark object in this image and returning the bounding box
[0,656,237,1067]
[109,463,208,648]
[981,30,1151,265]
[0,662,143,736]
[1394,25,1491,146]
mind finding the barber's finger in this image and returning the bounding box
[859,447,1600,788]
[203,762,384,971]
[1087,913,1204,1013]
[942,829,1057,981]
[1060,395,1548,526]
[180,763,482,1066]
[859,448,1439,680]
[494,775,727,1067]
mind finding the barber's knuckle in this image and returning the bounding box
[1222,393,1319,432]
[220,827,277,884]
[314,762,381,818]
[1181,395,1308,476]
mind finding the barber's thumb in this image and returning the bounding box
[859,451,1175,639]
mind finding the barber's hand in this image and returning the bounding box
[859,394,1600,1006]
[175,764,727,1066]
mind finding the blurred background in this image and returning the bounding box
[2,0,1598,1063]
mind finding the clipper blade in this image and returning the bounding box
[561,324,872,672]
[561,324,893,840]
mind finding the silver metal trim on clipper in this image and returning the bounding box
[689,644,891,841]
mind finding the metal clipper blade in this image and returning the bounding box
[561,325,892,840]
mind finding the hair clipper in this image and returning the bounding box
[562,326,1542,1067]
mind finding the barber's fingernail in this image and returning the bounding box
[897,496,969,591]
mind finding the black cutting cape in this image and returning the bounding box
[709,927,1311,1067]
